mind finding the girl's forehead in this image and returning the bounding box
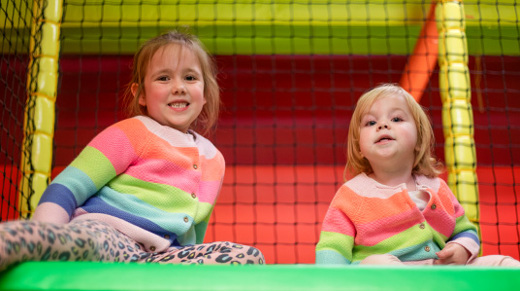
[370,94,407,108]
[148,43,201,70]
[360,94,409,116]
[153,43,192,60]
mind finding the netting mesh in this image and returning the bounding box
[0,0,35,221]
[1,0,519,264]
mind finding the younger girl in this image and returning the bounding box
[315,83,519,266]
[0,30,264,270]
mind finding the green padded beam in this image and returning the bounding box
[3,0,518,55]
[1,262,520,291]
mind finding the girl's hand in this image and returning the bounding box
[434,243,470,265]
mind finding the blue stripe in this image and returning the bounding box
[315,250,351,265]
[95,186,194,233]
[392,240,441,262]
[80,196,180,246]
[451,230,480,245]
[51,166,98,205]
[38,184,77,217]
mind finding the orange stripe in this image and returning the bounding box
[332,186,415,224]
[200,153,225,182]
[114,119,201,171]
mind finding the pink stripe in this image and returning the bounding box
[125,159,200,193]
[198,180,221,204]
[89,127,138,174]
[355,208,420,246]
[321,207,356,236]
[423,207,455,237]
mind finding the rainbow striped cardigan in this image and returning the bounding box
[35,116,225,252]
[315,173,480,264]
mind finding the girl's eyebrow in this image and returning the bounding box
[390,108,406,115]
[150,68,170,76]
[184,67,202,75]
[360,112,374,123]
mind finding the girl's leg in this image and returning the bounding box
[467,255,520,267]
[143,241,265,265]
[359,254,404,265]
[0,219,144,270]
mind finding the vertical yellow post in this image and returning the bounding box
[437,1,480,231]
[19,0,62,218]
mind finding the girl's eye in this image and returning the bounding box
[157,76,169,81]
[185,75,197,81]
[391,117,403,122]
[365,120,376,126]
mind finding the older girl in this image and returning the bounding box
[0,31,264,270]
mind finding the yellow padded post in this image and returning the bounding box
[19,0,63,218]
[436,1,479,230]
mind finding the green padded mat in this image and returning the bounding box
[0,262,519,291]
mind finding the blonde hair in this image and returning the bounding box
[345,83,441,179]
[123,29,220,136]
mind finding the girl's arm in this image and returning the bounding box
[315,186,356,264]
[440,180,481,261]
[315,206,356,264]
[33,119,142,224]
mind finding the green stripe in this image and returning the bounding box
[315,231,354,261]
[353,222,448,261]
[108,174,198,214]
[70,147,116,190]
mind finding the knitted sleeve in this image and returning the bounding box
[315,185,357,264]
[439,179,481,258]
[33,118,144,223]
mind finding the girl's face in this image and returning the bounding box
[134,44,206,133]
[358,94,418,171]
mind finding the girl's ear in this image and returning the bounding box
[131,82,139,96]
[131,83,146,106]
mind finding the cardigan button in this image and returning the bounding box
[191,193,196,198]
[164,234,170,239]
[150,246,156,252]
[184,216,189,223]
[431,204,437,210]
[419,223,425,229]
[193,164,198,169]
[424,246,431,252]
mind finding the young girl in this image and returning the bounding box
[0,30,264,270]
[315,83,520,266]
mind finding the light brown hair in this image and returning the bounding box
[345,83,442,179]
[124,29,220,135]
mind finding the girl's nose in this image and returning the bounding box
[378,124,389,130]
[172,81,186,94]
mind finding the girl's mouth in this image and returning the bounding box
[169,102,189,108]
[376,136,394,143]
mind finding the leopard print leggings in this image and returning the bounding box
[0,219,264,270]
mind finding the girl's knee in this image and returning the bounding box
[470,255,520,267]
[360,254,403,265]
